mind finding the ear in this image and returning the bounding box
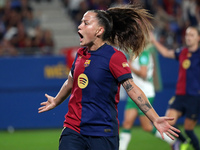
[95,27,105,37]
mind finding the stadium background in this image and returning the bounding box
[0,1,199,149]
[1,46,199,130]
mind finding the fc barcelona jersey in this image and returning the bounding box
[175,47,200,96]
[64,44,132,136]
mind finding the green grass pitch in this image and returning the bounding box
[0,125,199,150]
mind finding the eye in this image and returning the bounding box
[84,21,89,25]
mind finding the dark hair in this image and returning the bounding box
[90,4,153,57]
[90,10,113,41]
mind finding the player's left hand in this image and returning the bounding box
[153,117,180,140]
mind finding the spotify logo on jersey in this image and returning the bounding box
[78,73,89,89]
[182,59,191,69]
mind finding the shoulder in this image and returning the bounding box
[139,51,150,65]
[174,47,188,59]
[175,47,187,54]
[110,49,127,64]
[103,44,120,54]
[140,50,150,57]
[102,44,127,60]
[111,47,127,58]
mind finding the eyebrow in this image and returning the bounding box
[81,19,89,22]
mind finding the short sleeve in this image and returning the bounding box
[139,51,149,66]
[70,54,78,77]
[109,51,132,83]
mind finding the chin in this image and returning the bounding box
[186,42,192,46]
[80,44,86,47]
[80,42,84,46]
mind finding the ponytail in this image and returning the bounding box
[91,4,153,57]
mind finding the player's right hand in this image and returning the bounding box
[38,94,56,113]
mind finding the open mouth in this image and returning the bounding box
[78,32,83,39]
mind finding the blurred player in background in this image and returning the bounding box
[119,44,177,150]
[151,26,200,150]
[38,4,180,150]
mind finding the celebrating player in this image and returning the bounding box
[151,26,200,150]
[39,4,180,150]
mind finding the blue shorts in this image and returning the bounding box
[168,95,200,120]
[59,127,119,150]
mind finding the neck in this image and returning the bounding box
[188,44,199,52]
[88,39,105,51]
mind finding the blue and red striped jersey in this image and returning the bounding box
[64,44,132,136]
[175,47,200,96]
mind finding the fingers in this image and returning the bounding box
[38,106,46,113]
[38,94,54,113]
[163,117,181,134]
[38,109,46,113]
[164,117,175,121]
[165,131,175,140]
[163,126,180,140]
[45,93,49,98]
[160,132,164,140]
[38,106,45,111]
[40,101,47,106]
[38,94,49,113]
[160,130,176,140]
[170,126,180,133]
[167,128,179,138]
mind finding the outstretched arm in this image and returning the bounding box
[38,75,73,113]
[150,32,175,59]
[122,78,180,139]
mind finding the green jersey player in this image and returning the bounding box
[119,44,177,150]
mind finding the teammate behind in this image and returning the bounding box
[150,26,200,150]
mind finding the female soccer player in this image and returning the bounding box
[119,44,176,150]
[151,26,200,150]
[38,4,180,150]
